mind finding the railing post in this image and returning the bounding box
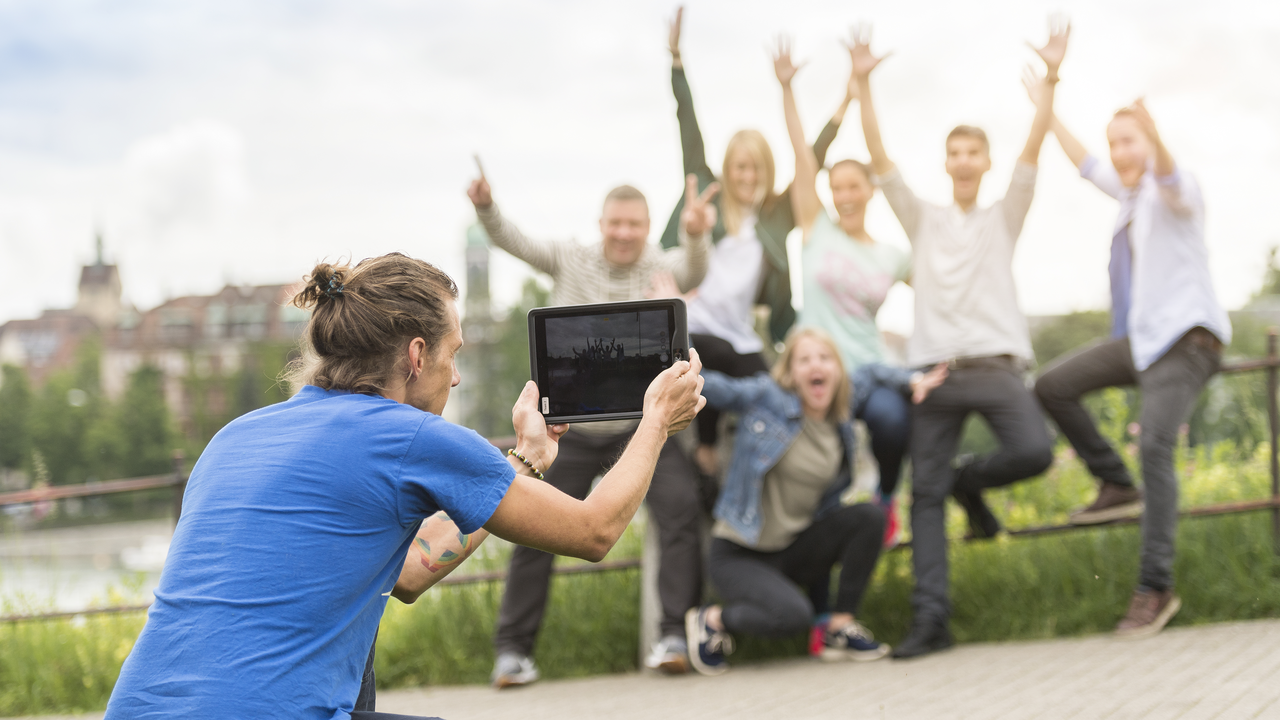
[171,449,187,527]
[1268,329,1279,557]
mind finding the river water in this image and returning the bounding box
[0,519,171,615]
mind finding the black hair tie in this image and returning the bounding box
[323,276,345,299]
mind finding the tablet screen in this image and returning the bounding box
[538,307,674,416]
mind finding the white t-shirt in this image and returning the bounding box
[878,164,1037,366]
[686,216,765,354]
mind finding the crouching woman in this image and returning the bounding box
[685,328,942,674]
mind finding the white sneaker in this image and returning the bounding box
[645,634,690,674]
[491,651,539,689]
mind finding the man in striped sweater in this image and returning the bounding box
[468,172,717,683]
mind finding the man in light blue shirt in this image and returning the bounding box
[1035,99,1231,640]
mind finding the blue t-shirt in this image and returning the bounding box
[105,386,515,720]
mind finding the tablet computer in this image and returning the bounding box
[528,298,689,424]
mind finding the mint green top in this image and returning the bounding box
[799,213,911,371]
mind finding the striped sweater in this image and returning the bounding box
[476,203,709,307]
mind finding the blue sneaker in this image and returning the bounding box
[820,620,890,662]
[685,606,733,676]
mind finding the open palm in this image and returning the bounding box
[772,37,802,85]
[1030,15,1070,71]
[846,24,887,78]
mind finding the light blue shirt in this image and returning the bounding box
[1080,156,1231,370]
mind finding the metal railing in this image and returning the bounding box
[3,331,1277,624]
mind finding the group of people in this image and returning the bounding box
[102,10,1232,720]
[474,9,1231,683]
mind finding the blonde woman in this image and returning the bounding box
[684,328,946,675]
[658,7,856,480]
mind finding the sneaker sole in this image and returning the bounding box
[1070,500,1144,525]
[819,644,892,662]
[492,671,538,689]
[684,608,729,677]
[648,655,690,675]
[890,638,955,660]
[1115,595,1182,640]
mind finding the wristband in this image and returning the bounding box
[508,449,545,480]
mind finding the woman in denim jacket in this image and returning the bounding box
[685,328,946,676]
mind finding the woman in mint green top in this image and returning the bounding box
[774,41,926,531]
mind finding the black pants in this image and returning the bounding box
[1035,331,1220,591]
[690,333,769,446]
[909,366,1053,622]
[494,427,702,653]
[708,503,885,637]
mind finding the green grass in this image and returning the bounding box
[3,430,1278,715]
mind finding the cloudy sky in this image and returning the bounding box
[1,0,1277,340]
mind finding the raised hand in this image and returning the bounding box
[845,24,889,78]
[467,176,493,209]
[1028,15,1070,74]
[772,36,804,87]
[1021,64,1046,106]
[1128,98,1161,143]
[680,173,720,237]
[668,6,683,61]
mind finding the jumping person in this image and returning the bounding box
[774,37,943,548]
[1033,95,1231,638]
[660,7,854,484]
[104,253,705,719]
[469,172,715,680]
[684,327,947,675]
[852,19,1069,658]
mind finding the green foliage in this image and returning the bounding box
[1031,310,1111,368]
[1257,247,1280,298]
[462,279,551,438]
[26,337,109,485]
[0,364,32,469]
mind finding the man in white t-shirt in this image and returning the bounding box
[851,19,1069,658]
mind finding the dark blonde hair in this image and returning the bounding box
[286,253,458,395]
[829,159,874,183]
[721,129,776,236]
[770,327,851,423]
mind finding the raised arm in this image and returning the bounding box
[1129,99,1196,213]
[1018,17,1070,166]
[484,352,706,562]
[774,38,822,235]
[1049,115,1088,168]
[468,174,562,276]
[391,511,489,603]
[848,26,894,176]
[660,6,718,251]
[661,174,718,291]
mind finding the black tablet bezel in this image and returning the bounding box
[528,298,689,424]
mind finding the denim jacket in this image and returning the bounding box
[701,371,858,547]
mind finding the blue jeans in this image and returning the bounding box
[855,381,912,498]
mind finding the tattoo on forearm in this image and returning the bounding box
[413,511,477,573]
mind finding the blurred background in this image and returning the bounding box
[0,0,1277,622]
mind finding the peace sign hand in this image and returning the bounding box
[680,174,720,238]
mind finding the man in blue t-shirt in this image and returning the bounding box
[105,253,704,720]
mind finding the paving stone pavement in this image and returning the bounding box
[373,619,1280,720]
[15,619,1280,719]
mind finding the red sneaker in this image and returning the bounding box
[808,614,830,657]
[882,501,901,550]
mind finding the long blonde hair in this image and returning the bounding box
[770,327,851,423]
[720,130,776,237]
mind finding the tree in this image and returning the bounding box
[116,365,176,477]
[0,364,32,470]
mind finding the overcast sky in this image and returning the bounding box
[1,0,1277,340]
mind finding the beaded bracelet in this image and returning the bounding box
[507,449,545,480]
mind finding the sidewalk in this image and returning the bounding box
[375,619,1280,720]
[16,619,1280,719]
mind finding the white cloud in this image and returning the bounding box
[122,119,249,236]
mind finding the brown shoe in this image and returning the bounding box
[1069,482,1143,525]
[1115,587,1181,639]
